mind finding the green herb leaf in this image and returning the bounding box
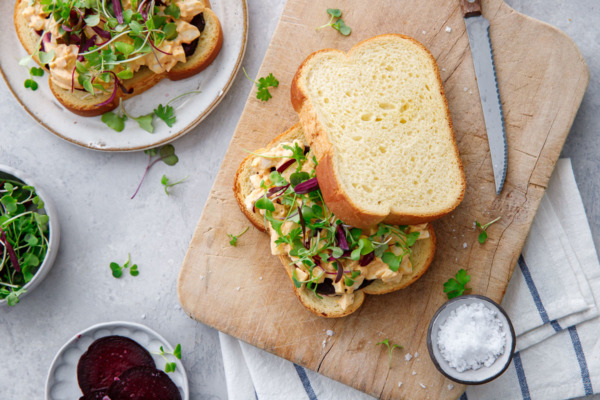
[24,79,39,91]
[30,67,44,77]
[163,22,178,40]
[110,254,139,279]
[164,362,176,373]
[327,8,342,18]
[101,111,127,132]
[38,50,55,65]
[161,174,188,195]
[134,113,155,133]
[115,41,135,57]
[159,145,179,166]
[443,269,471,299]
[84,13,100,27]
[154,104,176,127]
[376,339,403,368]
[165,3,181,19]
[255,196,275,212]
[110,262,123,278]
[475,217,501,244]
[333,19,352,35]
[381,252,401,272]
[173,344,182,359]
[227,226,249,246]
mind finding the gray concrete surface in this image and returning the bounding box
[0,1,598,398]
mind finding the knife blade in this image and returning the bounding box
[461,0,508,195]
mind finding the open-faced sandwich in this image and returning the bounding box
[14,0,223,116]
[233,34,465,318]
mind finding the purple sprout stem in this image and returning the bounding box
[131,155,163,199]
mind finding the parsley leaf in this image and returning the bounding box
[243,68,279,102]
[376,339,404,368]
[475,216,501,244]
[443,269,471,299]
[227,227,250,246]
[154,104,176,127]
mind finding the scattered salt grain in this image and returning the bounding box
[448,384,454,390]
[326,330,335,336]
[420,383,427,389]
[412,371,417,375]
[445,26,452,33]
[259,277,263,280]
[455,258,458,262]
[405,353,413,361]
[422,30,427,34]
[464,87,468,92]
[174,305,181,311]
[322,339,327,348]
[141,314,146,320]
[463,242,468,249]
[235,287,241,291]
[414,352,419,358]
[442,68,447,72]
[437,302,506,372]
[398,382,403,388]
[199,275,204,280]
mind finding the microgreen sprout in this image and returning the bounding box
[242,67,279,101]
[161,175,188,195]
[24,67,45,91]
[376,339,404,368]
[154,344,182,373]
[109,253,139,278]
[475,216,501,244]
[443,269,471,299]
[316,8,351,36]
[131,145,179,199]
[0,180,49,306]
[227,227,250,247]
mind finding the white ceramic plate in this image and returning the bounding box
[46,321,189,400]
[0,0,247,152]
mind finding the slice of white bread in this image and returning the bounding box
[14,0,223,117]
[233,124,436,318]
[291,34,466,229]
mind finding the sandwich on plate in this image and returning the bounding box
[234,34,465,317]
[14,0,223,116]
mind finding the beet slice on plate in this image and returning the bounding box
[77,336,155,394]
[79,389,108,399]
[107,366,182,400]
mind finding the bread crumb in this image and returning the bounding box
[463,242,468,249]
[414,352,419,358]
[326,330,335,336]
[412,371,417,375]
[420,383,427,389]
[405,353,413,361]
[398,382,403,388]
[448,384,454,390]
[235,287,241,291]
[445,26,452,33]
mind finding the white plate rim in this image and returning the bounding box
[0,0,248,152]
[45,320,189,400]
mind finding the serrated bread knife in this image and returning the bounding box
[461,0,508,194]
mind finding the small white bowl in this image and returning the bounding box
[0,165,60,306]
[45,321,189,400]
[427,295,516,385]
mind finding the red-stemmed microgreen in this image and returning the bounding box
[131,144,179,199]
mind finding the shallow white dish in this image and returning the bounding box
[46,321,189,400]
[0,0,247,152]
[0,165,60,307]
[427,295,516,385]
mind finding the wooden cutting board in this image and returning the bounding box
[178,0,589,398]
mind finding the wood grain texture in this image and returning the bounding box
[177,0,589,398]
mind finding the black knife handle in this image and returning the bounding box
[461,0,482,18]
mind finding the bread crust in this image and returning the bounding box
[291,34,466,229]
[14,0,223,117]
[233,124,437,318]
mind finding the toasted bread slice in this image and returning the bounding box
[14,0,223,117]
[291,34,466,229]
[233,124,436,318]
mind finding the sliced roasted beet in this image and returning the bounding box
[79,389,108,400]
[77,336,155,394]
[358,279,375,290]
[183,13,205,57]
[107,366,181,400]
[316,279,336,295]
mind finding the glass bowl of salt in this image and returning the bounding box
[427,295,516,384]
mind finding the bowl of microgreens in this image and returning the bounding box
[0,165,60,307]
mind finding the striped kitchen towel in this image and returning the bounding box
[219,159,600,400]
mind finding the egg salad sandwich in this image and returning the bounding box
[233,34,465,318]
[14,0,223,116]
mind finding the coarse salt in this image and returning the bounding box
[445,26,452,33]
[419,383,427,389]
[398,382,403,388]
[448,384,454,390]
[463,242,468,249]
[412,371,417,375]
[326,330,335,336]
[235,287,241,291]
[414,352,419,358]
[405,353,413,361]
[437,302,506,372]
